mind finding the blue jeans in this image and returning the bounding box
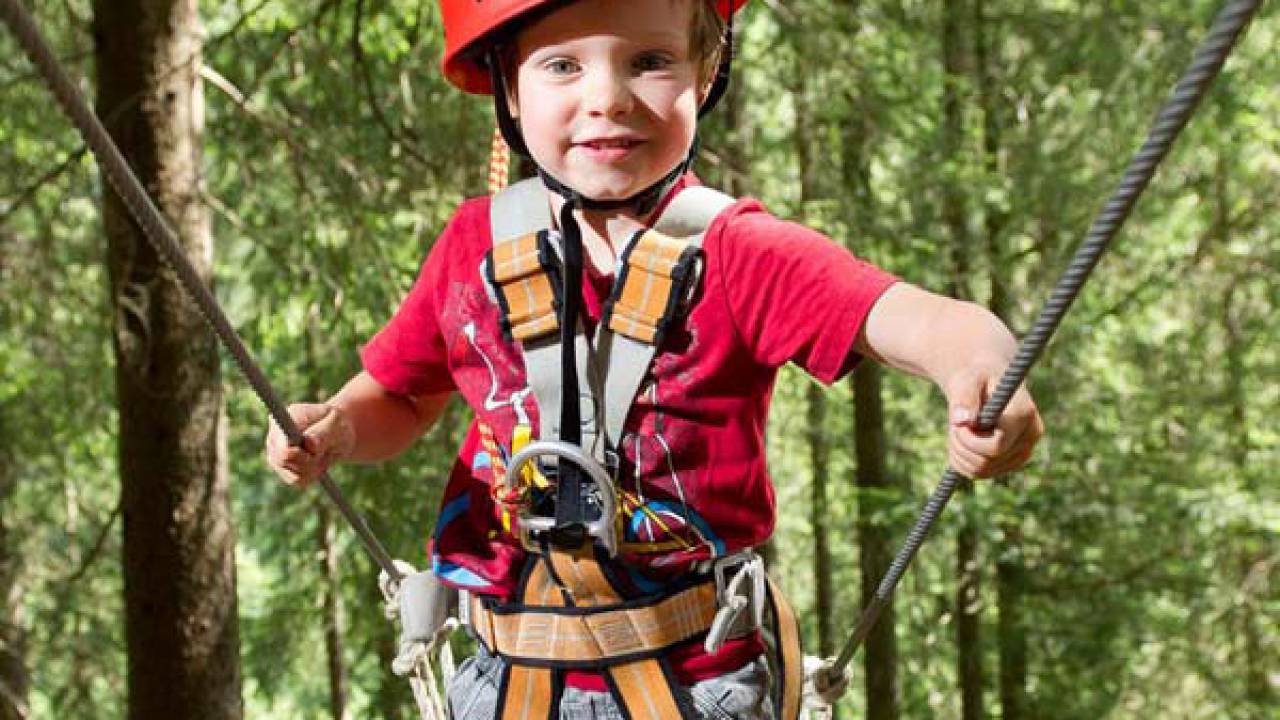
[446,648,774,719]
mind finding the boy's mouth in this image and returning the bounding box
[576,137,644,150]
[574,137,645,162]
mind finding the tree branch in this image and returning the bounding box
[350,0,429,166]
[0,147,89,226]
[60,499,122,585]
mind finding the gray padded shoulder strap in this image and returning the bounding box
[651,185,736,240]
[486,178,598,450]
[490,177,552,242]
[600,186,736,449]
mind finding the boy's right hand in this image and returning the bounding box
[264,403,357,488]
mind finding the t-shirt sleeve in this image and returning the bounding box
[712,202,898,384]
[360,201,485,396]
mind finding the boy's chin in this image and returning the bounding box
[558,169,666,203]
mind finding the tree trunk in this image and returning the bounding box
[305,318,349,720]
[834,5,900,710]
[941,1,985,716]
[0,425,28,720]
[973,0,1009,318]
[995,522,1028,719]
[718,55,750,197]
[941,0,972,301]
[807,385,835,659]
[956,520,984,720]
[318,505,348,720]
[792,41,836,665]
[1218,158,1272,718]
[92,1,243,717]
[854,363,900,720]
[971,2,1028,716]
[375,630,407,720]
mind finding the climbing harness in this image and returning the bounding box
[473,175,807,719]
[3,0,1262,715]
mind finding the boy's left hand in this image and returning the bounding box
[942,366,1044,479]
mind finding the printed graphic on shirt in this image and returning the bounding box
[442,282,534,439]
[463,321,533,426]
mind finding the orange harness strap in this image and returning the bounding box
[481,548,804,720]
[487,548,698,720]
[488,232,562,343]
[548,546,696,720]
[764,576,804,720]
[497,561,560,720]
[605,228,702,346]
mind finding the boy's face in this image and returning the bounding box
[510,0,702,203]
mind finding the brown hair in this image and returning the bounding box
[688,0,728,88]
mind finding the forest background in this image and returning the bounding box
[0,0,1275,718]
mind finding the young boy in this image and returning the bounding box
[266,1,1044,718]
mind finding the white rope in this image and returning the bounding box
[800,655,849,720]
[379,560,461,720]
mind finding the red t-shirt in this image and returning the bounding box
[361,177,896,683]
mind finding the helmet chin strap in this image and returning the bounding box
[534,145,696,217]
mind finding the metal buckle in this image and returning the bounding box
[705,553,765,654]
[505,440,619,557]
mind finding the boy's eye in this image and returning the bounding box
[544,58,580,75]
[633,52,674,73]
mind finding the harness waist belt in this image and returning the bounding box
[469,579,759,667]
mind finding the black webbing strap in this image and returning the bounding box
[0,0,403,581]
[552,201,590,541]
[827,0,1263,679]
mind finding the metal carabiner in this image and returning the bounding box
[505,440,619,557]
[705,553,765,654]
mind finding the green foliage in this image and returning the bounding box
[1,0,1275,718]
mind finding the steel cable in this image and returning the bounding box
[5,0,1263,655]
[1,0,402,580]
[829,0,1264,677]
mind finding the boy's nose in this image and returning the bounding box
[582,67,633,118]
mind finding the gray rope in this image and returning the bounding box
[830,0,1263,676]
[1,0,402,581]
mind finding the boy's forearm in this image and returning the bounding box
[921,299,1017,387]
[858,283,1016,388]
[328,371,449,463]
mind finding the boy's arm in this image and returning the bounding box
[854,282,1044,478]
[327,371,450,462]
[265,371,450,487]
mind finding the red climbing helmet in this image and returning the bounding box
[440,0,749,94]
